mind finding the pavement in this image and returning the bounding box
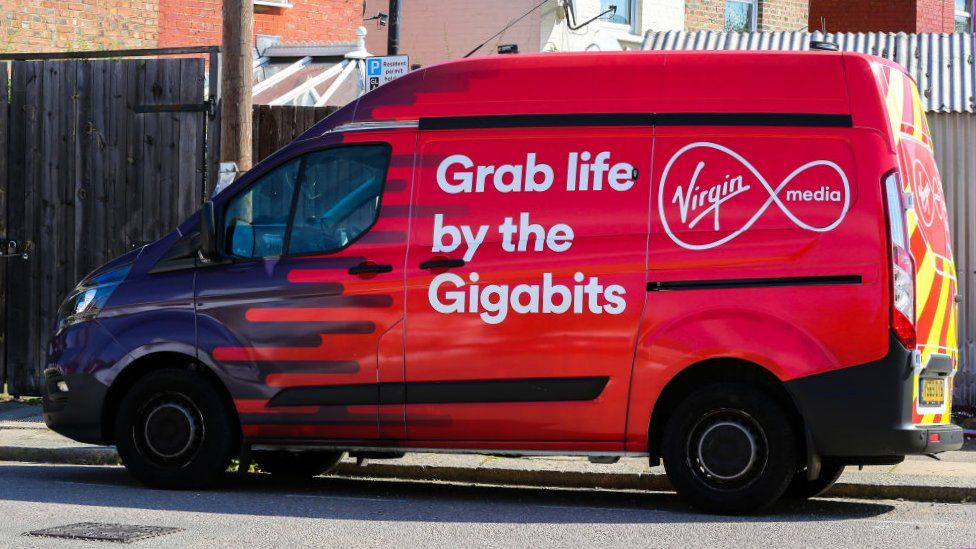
[2,402,975,505]
[2,461,975,548]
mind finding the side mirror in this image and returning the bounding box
[199,201,220,261]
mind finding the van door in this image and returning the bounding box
[403,125,650,445]
[884,67,959,424]
[195,130,414,441]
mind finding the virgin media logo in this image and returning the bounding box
[911,157,945,229]
[909,155,951,263]
[658,142,851,251]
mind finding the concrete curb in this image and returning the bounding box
[0,446,120,466]
[0,446,971,504]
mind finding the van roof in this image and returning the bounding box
[304,50,900,138]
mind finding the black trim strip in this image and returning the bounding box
[268,376,610,407]
[420,113,654,130]
[418,113,853,131]
[655,113,853,127]
[648,275,862,292]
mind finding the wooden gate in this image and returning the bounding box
[0,51,217,396]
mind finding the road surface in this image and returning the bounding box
[0,462,973,548]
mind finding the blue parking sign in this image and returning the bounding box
[367,58,383,76]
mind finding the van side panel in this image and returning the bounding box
[627,125,890,451]
[403,126,651,445]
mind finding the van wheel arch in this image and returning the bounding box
[647,359,806,463]
[102,352,240,446]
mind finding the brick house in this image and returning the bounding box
[685,0,809,32]
[808,0,972,33]
[158,0,360,48]
[361,0,816,67]
[0,0,360,54]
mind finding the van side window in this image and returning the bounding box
[223,158,300,258]
[287,145,390,255]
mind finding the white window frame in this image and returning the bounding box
[955,0,972,32]
[596,0,639,35]
[725,0,758,32]
[254,0,293,8]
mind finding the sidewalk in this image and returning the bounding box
[2,402,974,503]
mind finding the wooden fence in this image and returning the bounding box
[0,59,338,395]
[252,104,336,163]
[1,58,210,395]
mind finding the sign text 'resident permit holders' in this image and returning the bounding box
[366,55,410,91]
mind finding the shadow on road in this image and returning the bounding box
[0,463,896,524]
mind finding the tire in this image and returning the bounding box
[253,450,344,479]
[783,459,844,499]
[114,368,239,489]
[661,383,799,515]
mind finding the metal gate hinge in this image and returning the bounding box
[0,240,31,259]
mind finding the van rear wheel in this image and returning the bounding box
[114,369,239,489]
[661,383,798,515]
[253,450,344,479]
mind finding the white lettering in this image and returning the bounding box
[436,154,474,194]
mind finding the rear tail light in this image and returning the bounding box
[884,172,916,349]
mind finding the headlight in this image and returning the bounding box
[56,266,130,333]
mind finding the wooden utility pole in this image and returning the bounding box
[221,0,253,172]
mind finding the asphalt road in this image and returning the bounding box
[0,462,973,548]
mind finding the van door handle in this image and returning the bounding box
[419,258,465,270]
[348,262,393,275]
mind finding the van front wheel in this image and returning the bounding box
[661,383,798,515]
[114,369,239,489]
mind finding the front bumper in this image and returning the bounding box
[786,332,963,459]
[42,371,109,445]
[42,320,124,446]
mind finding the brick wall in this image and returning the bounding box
[685,0,727,31]
[809,0,954,32]
[686,1,805,32]
[158,0,361,48]
[0,0,359,54]
[916,0,954,32]
[0,0,158,53]
[759,0,808,30]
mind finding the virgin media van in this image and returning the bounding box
[43,50,963,514]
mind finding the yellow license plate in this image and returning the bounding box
[920,378,945,406]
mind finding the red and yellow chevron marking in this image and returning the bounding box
[884,64,958,425]
[884,67,932,150]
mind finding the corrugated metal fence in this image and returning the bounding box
[930,114,976,407]
[643,31,975,113]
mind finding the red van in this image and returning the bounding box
[44,50,962,514]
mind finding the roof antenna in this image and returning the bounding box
[810,16,838,51]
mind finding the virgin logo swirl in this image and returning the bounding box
[658,142,851,251]
[911,157,944,229]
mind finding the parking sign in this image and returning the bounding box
[364,55,409,91]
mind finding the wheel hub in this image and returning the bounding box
[139,396,203,463]
[697,421,758,480]
[687,409,768,490]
